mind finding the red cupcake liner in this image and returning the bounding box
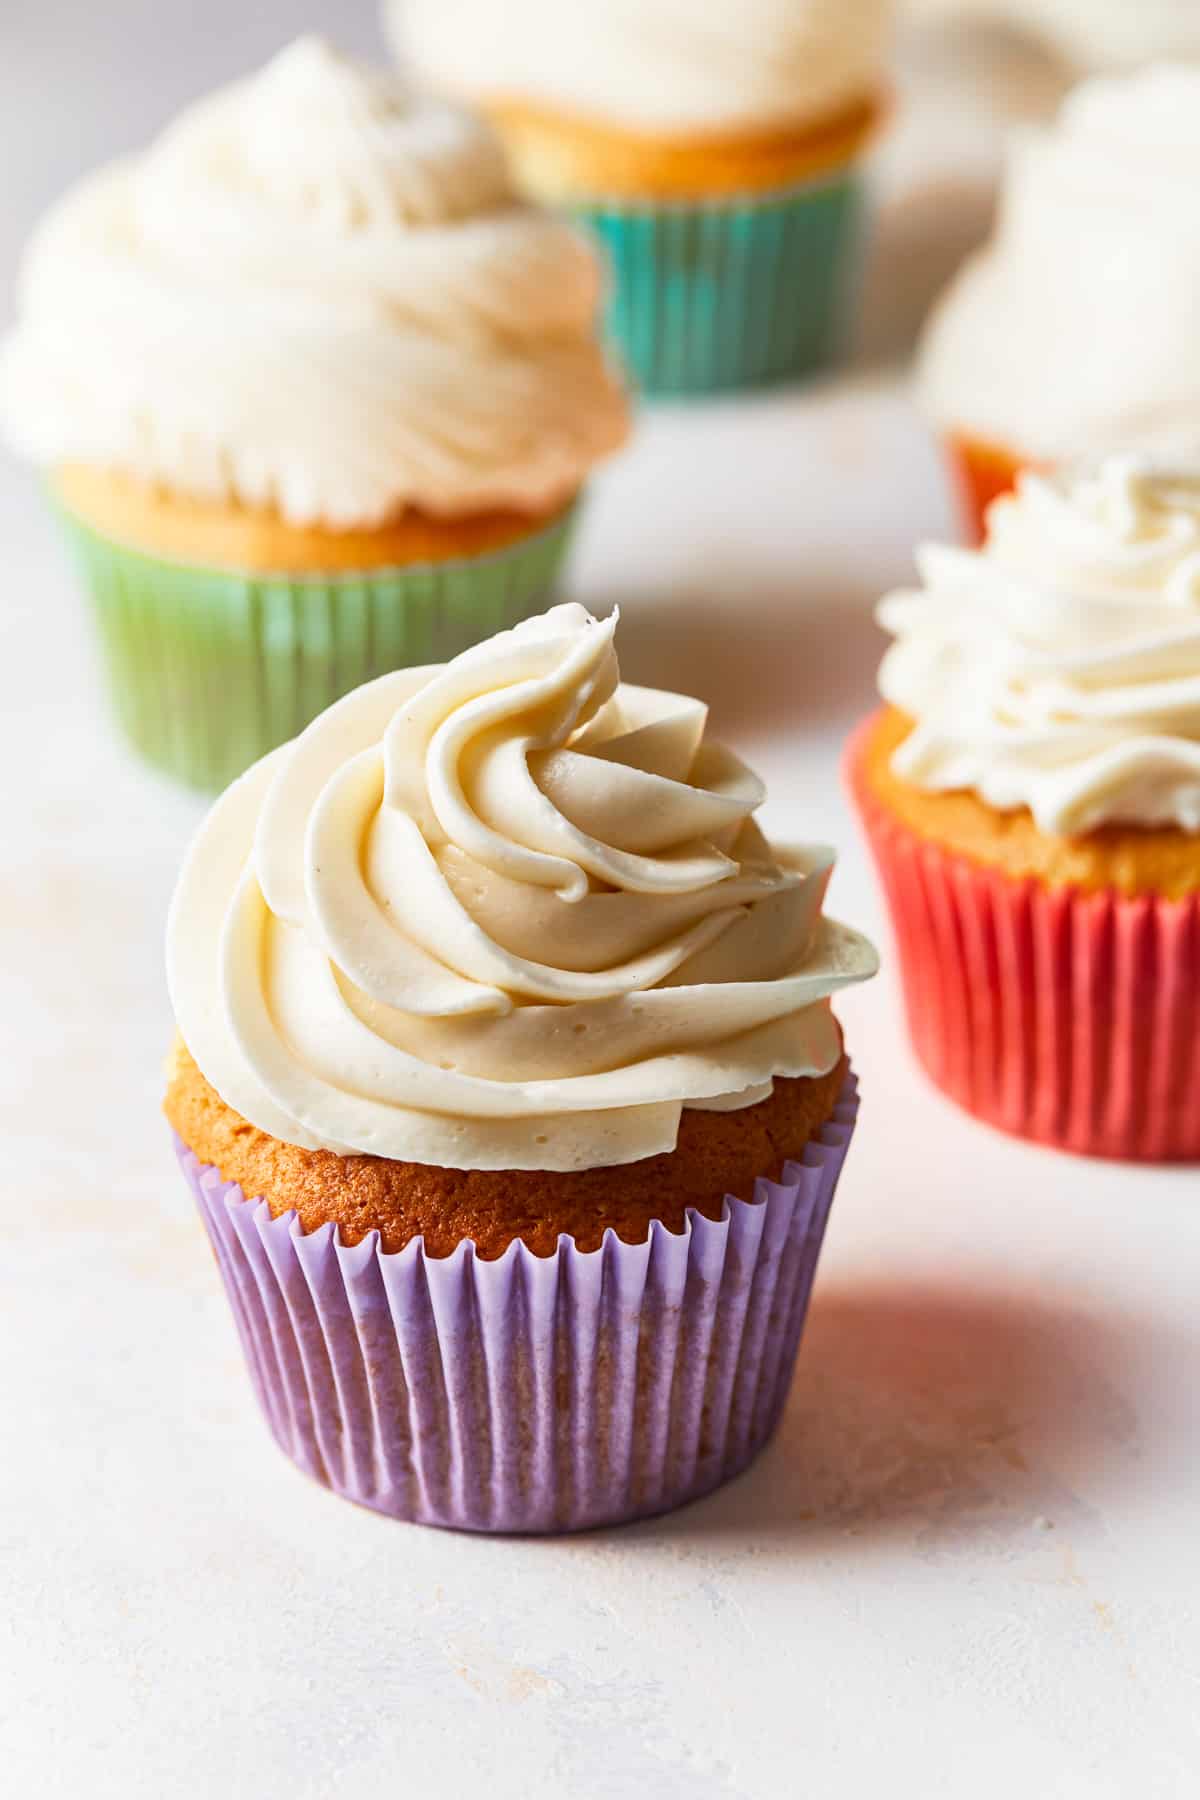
[847,717,1200,1161]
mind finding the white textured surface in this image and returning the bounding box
[3,10,1200,1799]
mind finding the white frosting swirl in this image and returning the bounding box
[168,604,877,1171]
[0,39,627,528]
[878,453,1200,835]
[920,65,1200,463]
[390,0,890,135]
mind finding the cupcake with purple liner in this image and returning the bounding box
[165,602,877,1532]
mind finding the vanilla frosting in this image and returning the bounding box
[390,0,891,136]
[168,604,877,1171]
[0,39,628,528]
[920,65,1200,463]
[878,452,1200,835]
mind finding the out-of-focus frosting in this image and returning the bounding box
[168,604,877,1171]
[920,65,1200,463]
[0,39,627,528]
[905,1,1200,71]
[878,452,1200,835]
[390,0,891,135]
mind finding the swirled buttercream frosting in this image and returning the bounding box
[0,38,627,527]
[920,65,1200,461]
[878,452,1200,835]
[391,0,890,136]
[168,604,877,1170]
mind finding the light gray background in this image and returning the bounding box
[2,8,1197,1799]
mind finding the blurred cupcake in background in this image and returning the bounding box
[848,450,1200,1161]
[389,0,893,395]
[166,602,878,1530]
[905,0,1200,71]
[920,66,1200,541]
[0,38,628,791]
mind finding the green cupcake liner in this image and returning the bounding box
[56,503,577,792]
[574,167,866,397]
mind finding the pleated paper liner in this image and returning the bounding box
[176,1070,859,1534]
[575,165,867,396]
[847,718,1200,1161]
[57,501,578,792]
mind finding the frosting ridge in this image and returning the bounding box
[168,604,877,1170]
[878,452,1200,835]
[0,38,627,527]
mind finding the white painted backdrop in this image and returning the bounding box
[2,8,1196,1796]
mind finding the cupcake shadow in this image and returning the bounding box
[642,1280,1174,1550]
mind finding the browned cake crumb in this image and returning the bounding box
[483,92,881,201]
[859,706,1200,901]
[54,463,571,575]
[165,1038,849,1259]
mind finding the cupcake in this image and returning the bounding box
[389,0,891,395]
[848,450,1200,1161]
[165,602,878,1531]
[0,39,628,791]
[920,65,1200,542]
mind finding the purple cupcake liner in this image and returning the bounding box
[177,1069,858,1534]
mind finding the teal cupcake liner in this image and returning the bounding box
[574,166,866,397]
[56,503,577,792]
